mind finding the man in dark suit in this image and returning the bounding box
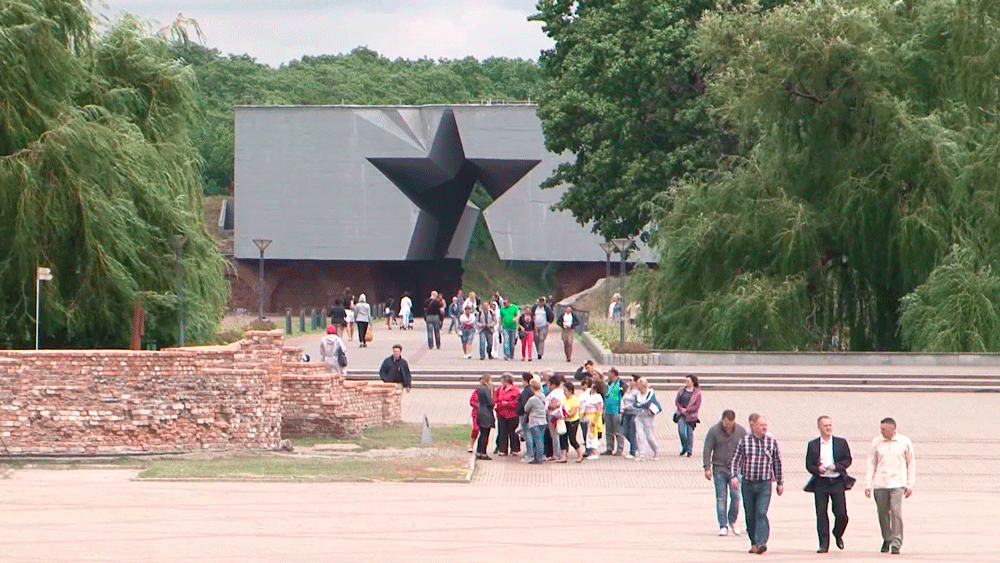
[805,415,855,553]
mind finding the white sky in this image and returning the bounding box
[96,1,553,66]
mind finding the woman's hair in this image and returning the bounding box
[687,374,700,388]
[479,374,492,386]
[501,373,513,385]
[563,380,575,393]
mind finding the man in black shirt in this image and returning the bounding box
[424,291,445,349]
[379,344,412,392]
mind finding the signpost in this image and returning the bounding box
[36,267,52,350]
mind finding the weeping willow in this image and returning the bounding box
[0,1,227,348]
[637,0,1000,351]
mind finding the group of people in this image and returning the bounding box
[468,365,705,465]
[706,411,916,555]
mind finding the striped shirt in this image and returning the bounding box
[730,433,784,485]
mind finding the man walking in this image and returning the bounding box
[805,416,855,553]
[476,301,497,360]
[499,298,520,360]
[864,417,915,555]
[704,409,747,537]
[378,344,412,392]
[423,291,444,349]
[531,297,554,360]
[730,415,783,555]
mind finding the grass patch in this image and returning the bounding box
[290,422,470,451]
[0,457,145,470]
[136,454,468,482]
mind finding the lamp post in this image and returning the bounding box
[35,266,53,350]
[172,234,188,345]
[611,238,633,350]
[252,239,272,320]
[599,241,615,309]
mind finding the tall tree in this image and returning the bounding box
[0,1,227,348]
[531,0,725,240]
[636,0,1000,351]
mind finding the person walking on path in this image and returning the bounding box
[490,300,502,359]
[458,305,476,359]
[476,301,497,360]
[383,296,395,329]
[517,306,535,361]
[522,379,547,464]
[632,377,661,461]
[399,292,412,330]
[674,375,703,457]
[329,299,347,334]
[319,325,346,375]
[558,305,580,362]
[354,294,372,347]
[602,368,626,455]
[447,296,460,334]
[493,373,521,456]
[730,415,784,555]
[499,298,520,360]
[704,409,747,537]
[531,297,554,360]
[378,344,411,392]
[864,417,915,555]
[424,291,444,349]
[474,375,495,460]
[805,415,855,553]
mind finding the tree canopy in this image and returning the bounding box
[0,0,227,348]
[634,0,1000,351]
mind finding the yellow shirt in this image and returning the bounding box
[564,394,580,422]
[865,433,916,490]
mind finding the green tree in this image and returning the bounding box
[0,1,227,348]
[638,0,1000,351]
[531,0,726,240]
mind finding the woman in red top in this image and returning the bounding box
[468,389,479,453]
[493,373,522,456]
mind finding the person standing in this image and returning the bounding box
[522,379,547,464]
[474,375,495,460]
[602,368,626,456]
[531,297,554,360]
[545,374,567,462]
[476,301,496,360]
[499,298,520,360]
[399,292,412,330]
[621,375,640,458]
[492,373,521,456]
[864,417,915,555]
[517,306,535,361]
[703,409,747,537]
[319,325,346,375]
[354,294,372,347]
[730,415,784,555]
[378,344,411,392]
[329,298,347,334]
[674,375,703,457]
[489,300,502,359]
[515,372,535,455]
[632,377,661,461]
[458,305,476,359]
[383,296,395,329]
[424,291,444,350]
[805,415,855,553]
[558,305,580,362]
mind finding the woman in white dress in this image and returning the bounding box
[490,301,502,358]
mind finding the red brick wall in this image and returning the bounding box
[0,331,401,455]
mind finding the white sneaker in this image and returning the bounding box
[718,527,729,536]
[729,523,741,536]
[624,453,635,459]
[588,453,600,460]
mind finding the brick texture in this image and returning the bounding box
[0,331,400,455]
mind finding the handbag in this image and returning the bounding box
[556,418,567,435]
[365,326,373,342]
[336,345,348,368]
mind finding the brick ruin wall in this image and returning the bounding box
[0,331,400,455]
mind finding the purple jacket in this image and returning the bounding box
[674,387,702,423]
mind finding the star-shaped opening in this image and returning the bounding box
[368,109,540,259]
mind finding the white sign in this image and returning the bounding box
[37,267,52,281]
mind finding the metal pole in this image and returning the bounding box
[172,235,188,346]
[620,251,626,349]
[605,252,611,307]
[285,308,292,334]
[35,277,40,350]
[258,247,265,320]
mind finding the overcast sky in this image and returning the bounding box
[96,1,553,66]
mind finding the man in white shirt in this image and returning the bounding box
[804,416,855,552]
[864,417,916,555]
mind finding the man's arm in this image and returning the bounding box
[772,438,784,492]
[805,439,821,476]
[905,437,916,494]
[378,357,389,380]
[703,429,715,479]
[864,438,877,496]
[729,439,745,488]
[401,360,412,390]
[835,437,852,472]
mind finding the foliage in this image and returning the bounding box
[0,1,227,348]
[169,43,544,195]
[637,0,1000,351]
[531,0,734,240]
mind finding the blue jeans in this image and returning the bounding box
[742,480,773,545]
[622,413,637,455]
[526,424,546,463]
[677,419,694,454]
[713,469,741,528]
[502,327,517,359]
[425,316,442,348]
[478,329,493,359]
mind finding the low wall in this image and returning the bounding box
[0,331,401,455]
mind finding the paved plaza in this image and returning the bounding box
[2,324,998,562]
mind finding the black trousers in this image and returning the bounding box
[543,426,553,458]
[814,477,849,548]
[495,415,519,454]
[476,427,492,455]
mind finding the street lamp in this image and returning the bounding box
[611,238,634,350]
[599,241,615,309]
[35,266,53,350]
[252,238,272,320]
[172,234,188,345]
